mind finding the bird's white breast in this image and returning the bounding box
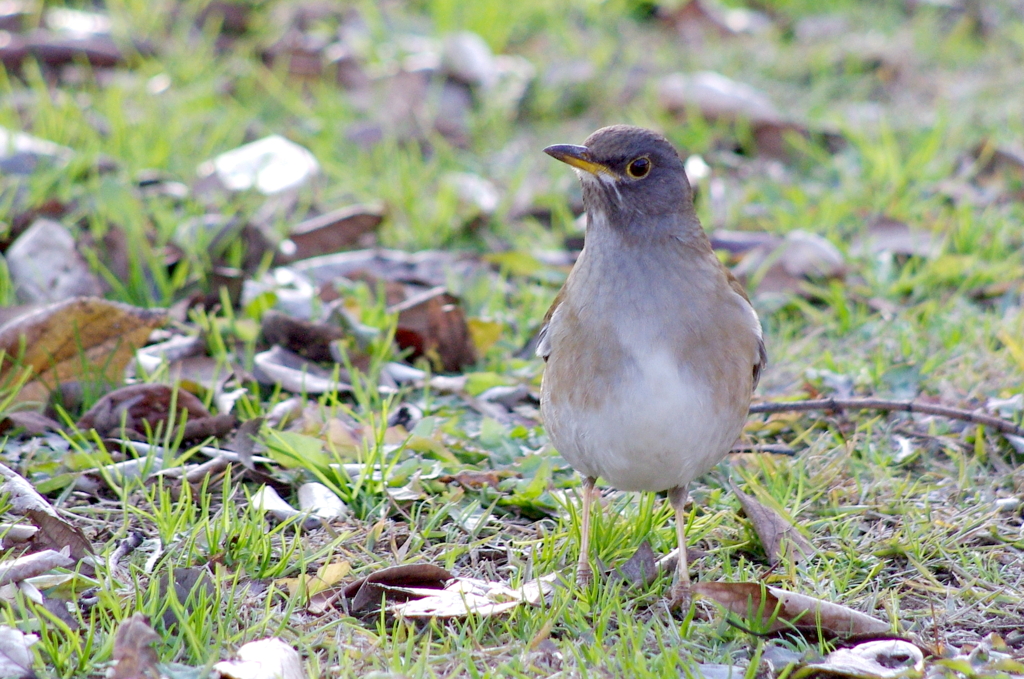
[549,325,743,492]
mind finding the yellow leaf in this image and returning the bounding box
[0,297,166,401]
[467,318,505,355]
[997,330,1024,373]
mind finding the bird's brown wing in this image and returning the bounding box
[535,285,567,362]
[726,268,767,392]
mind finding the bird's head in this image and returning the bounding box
[544,125,694,228]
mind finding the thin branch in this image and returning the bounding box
[749,397,1024,438]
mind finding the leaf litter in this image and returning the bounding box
[0,0,1022,676]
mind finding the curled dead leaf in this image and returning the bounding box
[794,639,924,679]
[0,463,92,565]
[390,286,477,372]
[111,613,160,679]
[213,638,304,679]
[730,481,815,565]
[693,581,890,637]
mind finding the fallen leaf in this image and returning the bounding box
[0,463,92,564]
[615,540,659,586]
[214,638,304,679]
[392,574,557,618]
[688,664,748,679]
[232,417,264,470]
[467,318,505,355]
[693,582,890,637]
[0,29,126,71]
[794,639,924,679]
[290,248,485,291]
[658,0,772,38]
[853,216,940,259]
[658,71,781,126]
[197,135,320,196]
[337,563,453,614]
[734,230,846,297]
[76,384,212,438]
[730,481,815,565]
[0,411,63,436]
[0,549,73,586]
[157,567,215,629]
[657,71,844,158]
[0,626,38,679]
[390,286,477,372]
[250,486,311,527]
[710,230,780,256]
[0,126,72,175]
[253,345,351,394]
[278,560,352,600]
[5,219,103,304]
[296,483,347,519]
[260,311,346,363]
[0,297,166,401]
[279,204,384,262]
[970,140,1024,201]
[111,613,160,679]
[262,29,329,80]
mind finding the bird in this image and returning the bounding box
[538,125,766,607]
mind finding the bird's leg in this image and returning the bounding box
[576,476,598,587]
[668,484,692,609]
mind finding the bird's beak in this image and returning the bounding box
[544,144,615,178]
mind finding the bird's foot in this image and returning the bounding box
[576,562,594,588]
[668,582,692,611]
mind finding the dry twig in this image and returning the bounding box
[749,397,1024,437]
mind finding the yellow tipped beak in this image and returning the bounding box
[544,144,616,178]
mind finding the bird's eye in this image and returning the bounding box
[627,157,651,178]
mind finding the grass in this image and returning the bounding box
[1,0,1023,676]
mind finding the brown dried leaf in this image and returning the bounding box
[971,140,1024,201]
[280,204,384,262]
[232,417,264,470]
[657,71,843,159]
[693,582,890,637]
[157,567,215,628]
[0,411,63,436]
[76,384,212,438]
[730,481,815,565]
[111,613,160,679]
[343,563,452,613]
[710,230,780,257]
[0,463,92,564]
[390,286,477,372]
[0,297,166,397]
[260,311,345,363]
[0,30,125,70]
[616,540,659,586]
[179,413,237,442]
